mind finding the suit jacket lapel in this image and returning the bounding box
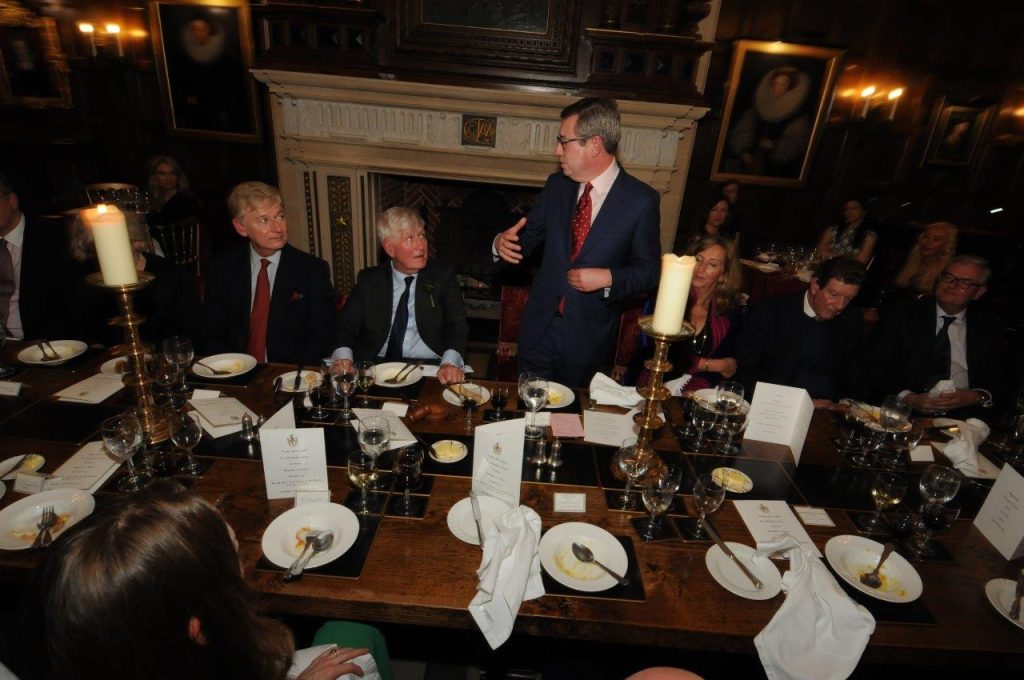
[576,170,624,263]
[232,246,253,340]
[267,246,292,327]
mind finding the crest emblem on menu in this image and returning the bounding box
[759,503,770,514]
[493,443,503,456]
[287,434,299,447]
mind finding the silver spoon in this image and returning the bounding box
[572,542,629,586]
[195,359,233,376]
[283,529,334,582]
[859,542,895,589]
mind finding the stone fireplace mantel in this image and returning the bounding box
[252,69,708,291]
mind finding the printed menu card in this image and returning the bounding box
[583,410,636,447]
[743,382,814,463]
[261,427,328,500]
[43,441,119,493]
[734,499,822,557]
[973,464,1024,560]
[471,418,526,508]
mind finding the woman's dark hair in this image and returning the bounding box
[38,481,293,680]
[683,234,741,314]
[686,195,734,242]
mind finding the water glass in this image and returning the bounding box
[689,399,717,453]
[393,445,425,516]
[715,381,744,413]
[879,395,911,429]
[170,411,204,477]
[688,473,726,539]
[331,362,356,422]
[518,372,549,440]
[162,336,193,397]
[102,413,151,492]
[641,465,682,541]
[613,437,649,510]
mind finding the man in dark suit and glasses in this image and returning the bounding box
[867,254,1006,415]
[201,182,335,364]
[333,207,467,385]
[494,97,661,387]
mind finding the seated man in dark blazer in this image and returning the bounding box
[333,207,467,385]
[735,257,867,405]
[867,254,1006,415]
[201,182,335,364]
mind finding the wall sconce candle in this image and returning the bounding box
[105,24,123,58]
[887,88,903,121]
[78,22,97,57]
[859,86,877,117]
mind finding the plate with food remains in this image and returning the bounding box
[430,439,468,464]
[711,467,754,494]
[825,534,922,603]
[276,370,323,393]
[373,362,424,388]
[191,353,258,379]
[100,355,152,375]
[539,522,628,592]
[545,382,575,409]
[0,488,95,551]
[261,502,359,570]
[442,384,491,408]
[17,340,87,366]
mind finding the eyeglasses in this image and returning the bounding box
[939,272,983,289]
[556,135,590,147]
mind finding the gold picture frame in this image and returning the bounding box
[150,0,261,142]
[921,96,993,167]
[0,2,72,109]
[711,40,844,188]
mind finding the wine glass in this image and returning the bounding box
[351,416,390,514]
[307,375,332,421]
[102,414,151,492]
[688,473,726,540]
[715,381,744,413]
[712,409,748,456]
[489,386,509,421]
[689,399,717,453]
[393,445,425,516]
[0,324,14,379]
[858,471,907,533]
[170,411,204,477]
[162,336,193,397]
[883,422,923,470]
[153,357,182,408]
[907,464,961,557]
[331,362,356,422]
[518,372,548,440]
[613,437,649,510]
[459,380,481,431]
[879,395,911,429]
[356,360,375,407]
[640,465,683,541]
[347,447,379,515]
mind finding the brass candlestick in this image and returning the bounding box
[633,314,695,461]
[87,271,170,443]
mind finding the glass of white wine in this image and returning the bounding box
[858,471,907,533]
[641,466,682,541]
[518,373,548,440]
[347,448,379,515]
[356,360,375,407]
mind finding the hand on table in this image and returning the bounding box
[296,646,368,680]
[905,389,981,413]
[436,363,465,385]
[567,267,611,292]
[328,358,353,374]
[495,217,526,264]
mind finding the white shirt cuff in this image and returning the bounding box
[332,347,354,362]
[441,350,464,368]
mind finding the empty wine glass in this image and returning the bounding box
[858,471,907,533]
[641,465,683,541]
[518,372,548,440]
[715,381,744,413]
[688,473,726,540]
[393,445,425,516]
[331,362,356,422]
[102,413,151,492]
[170,411,204,477]
[613,437,649,510]
[689,399,717,453]
[907,464,961,557]
[162,336,193,397]
[883,422,923,470]
[879,395,911,429]
[356,360,375,407]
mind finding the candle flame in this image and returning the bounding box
[78,23,94,33]
[888,88,904,100]
[97,204,110,214]
[860,86,876,98]
[840,89,856,98]
[104,24,121,35]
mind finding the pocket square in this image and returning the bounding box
[289,291,305,302]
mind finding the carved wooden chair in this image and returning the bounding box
[151,216,201,276]
[496,285,530,382]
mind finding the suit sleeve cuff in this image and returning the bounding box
[971,388,993,408]
[440,350,464,368]
[332,347,354,362]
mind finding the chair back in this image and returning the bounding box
[84,183,149,213]
[496,285,530,382]
[611,297,646,383]
[152,216,201,275]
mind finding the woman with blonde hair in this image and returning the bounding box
[146,154,202,226]
[891,221,957,298]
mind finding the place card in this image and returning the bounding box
[43,441,119,493]
[260,428,329,500]
[381,402,409,417]
[973,464,1024,560]
[792,505,836,527]
[54,373,125,404]
[351,408,416,450]
[0,381,22,396]
[550,413,584,438]
[910,445,935,462]
[554,492,586,513]
[190,388,221,400]
[262,402,295,430]
[190,397,250,428]
[471,418,526,509]
[742,382,814,464]
[294,489,331,507]
[13,472,46,494]
[583,410,636,447]
[734,499,822,557]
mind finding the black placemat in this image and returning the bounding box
[685,454,797,501]
[18,346,105,372]
[384,493,429,518]
[367,378,424,402]
[824,563,937,625]
[520,441,599,487]
[630,516,681,543]
[541,535,645,602]
[256,514,380,579]
[2,399,121,443]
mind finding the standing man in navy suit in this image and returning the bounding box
[201,182,335,364]
[494,97,661,386]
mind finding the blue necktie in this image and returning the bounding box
[385,276,414,360]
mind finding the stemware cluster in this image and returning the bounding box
[685,381,749,456]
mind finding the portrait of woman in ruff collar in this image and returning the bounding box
[712,41,843,188]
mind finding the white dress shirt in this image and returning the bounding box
[937,304,969,390]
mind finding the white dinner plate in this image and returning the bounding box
[261,503,360,570]
[545,381,575,409]
[373,361,424,388]
[985,578,1024,631]
[192,353,257,379]
[0,488,96,551]
[693,388,751,413]
[0,482,5,502]
[0,454,45,481]
[430,440,468,464]
[447,495,510,546]
[277,370,323,393]
[99,355,152,375]
[711,467,753,494]
[442,384,491,408]
[17,340,87,366]
[705,542,782,600]
[539,522,628,592]
[825,535,923,603]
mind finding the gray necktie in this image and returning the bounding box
[0,239,15,327]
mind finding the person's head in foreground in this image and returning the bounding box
[808,257,865,321]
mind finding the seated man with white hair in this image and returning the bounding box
[333,207,468,385]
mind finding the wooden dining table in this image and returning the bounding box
[0,344,1021,672]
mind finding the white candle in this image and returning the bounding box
[82,204,137,285]
[651,254,696,334]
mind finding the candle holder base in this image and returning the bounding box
[632,315,695,463]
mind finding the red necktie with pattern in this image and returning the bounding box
[559,183,594,315]
[246,258,271,361]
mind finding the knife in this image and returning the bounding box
[292,364,304,392]
[470,491,484,547]
[1010,568,1024,620]
[2,454,27,480]
[702,518,763,590]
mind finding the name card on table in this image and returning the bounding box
[351,408,416,451]
[583,410,637,448]
[973,464,1024,560]
[261,428,328,500]
[471,418,526,509]
[0,381,22,396]
[734,499,822,557]
[190,397,251,428]
[743,382,814,464]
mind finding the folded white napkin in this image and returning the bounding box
[933,417,993,478]
[468,505,544,649]
[287,645,381,680]
[589,372,642,407]
[753,536,875,680]
[664,374,692,396]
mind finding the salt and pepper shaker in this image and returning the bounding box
[240,413,257,442]
[548,438,563,468]
[529,438,548,466]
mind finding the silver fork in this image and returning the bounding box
[36,341,59,361]
[31,506,57,549]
